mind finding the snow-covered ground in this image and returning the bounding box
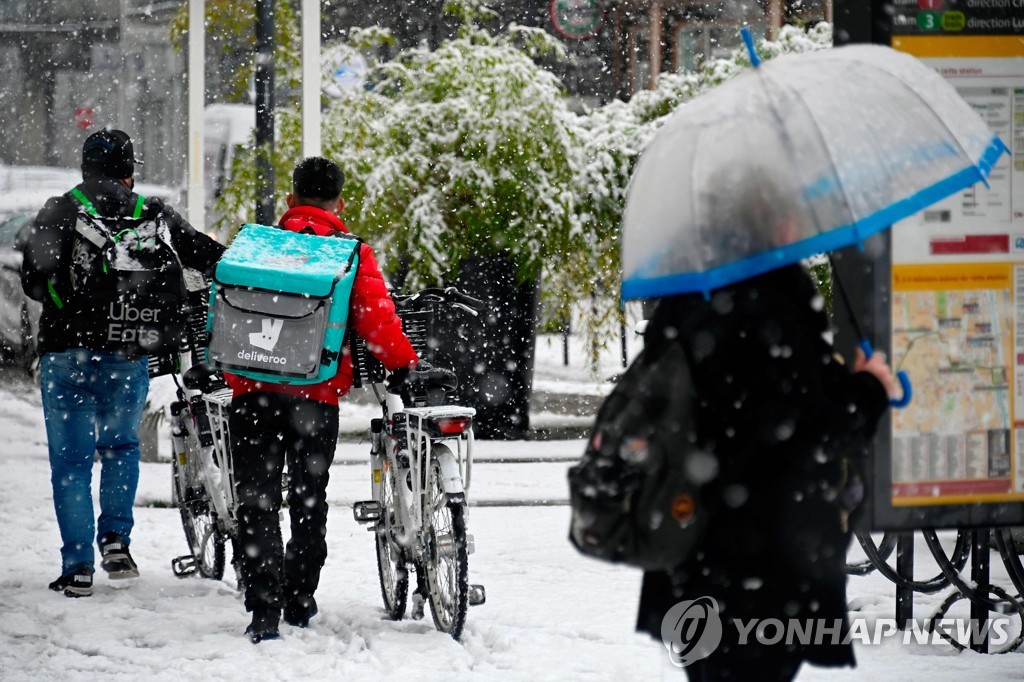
[2,334,1023,680]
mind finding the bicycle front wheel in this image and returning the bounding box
[172,453,226,580]
[424,447,469,640]
[376,456,409,619]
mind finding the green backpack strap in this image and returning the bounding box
[43,188,98,309]
[68,187,98,216]
[69,187,147,218]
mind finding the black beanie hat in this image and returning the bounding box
[81,129,139,179]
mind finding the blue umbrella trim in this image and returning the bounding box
[622,135,1008,301]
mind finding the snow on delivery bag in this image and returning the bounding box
[207,224,359,384]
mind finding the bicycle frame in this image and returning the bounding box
[350,287,489,637]
[368,383,476,558]
[169,350,239,577]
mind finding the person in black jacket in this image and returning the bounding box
[635,263,896,681]
[19,129,225,597]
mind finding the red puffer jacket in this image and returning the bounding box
[224,205,418,405]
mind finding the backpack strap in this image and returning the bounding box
[68,188,111,248]
[68,187,98,217]
[43,189,106,309]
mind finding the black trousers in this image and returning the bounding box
[230,392,339,614]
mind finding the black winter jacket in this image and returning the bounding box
[635,265,889,669]
[19,176,225,357]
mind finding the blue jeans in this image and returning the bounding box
[40,349,149,574]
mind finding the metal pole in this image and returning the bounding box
[301,0,321,159]
[186,0,205,231]
[895,531,914,628]
[620,320,627,368]
[255,0,276,225]
[561,318,569,367]
[970,529,990,654]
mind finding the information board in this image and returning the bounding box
[832,0,1024,528]
[890,35,1024,510]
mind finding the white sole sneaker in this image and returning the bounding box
[102,556,140,580]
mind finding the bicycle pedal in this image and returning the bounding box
[171,555,198,577]
[468,584,486,607]
[353,500,383,523]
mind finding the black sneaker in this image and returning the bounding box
[245,608,281,644]
[99,533,139,579]
[49,566,93,598]
[284,597,318,628]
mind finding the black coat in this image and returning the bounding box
[19,176,225,356]
[635,265,888,669]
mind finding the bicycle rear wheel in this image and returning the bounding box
[172,452,226,580]
[424,448,469,640]
[376,456,409,619]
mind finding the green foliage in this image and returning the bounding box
[804,255,834,314]
[211,17,834,367]
[353,30,577,286]
[214,111,302,238]
[220,8,579,290]
[169,0,301,102]
[564,23,834,354]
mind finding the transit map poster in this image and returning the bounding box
[889,34,1024,507]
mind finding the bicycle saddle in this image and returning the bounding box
[183,363,226,393]
[386,363,458,395]
[408,365,458,391]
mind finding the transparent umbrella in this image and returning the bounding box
[621,33,1008,302]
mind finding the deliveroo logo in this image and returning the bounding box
[661,596,723,667]
[249,318,284,351]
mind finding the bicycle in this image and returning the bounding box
[162,283,242,581]
[351,287,487,640]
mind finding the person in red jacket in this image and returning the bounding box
[227,156,418,643]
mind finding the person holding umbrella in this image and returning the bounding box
[634,166,897,680]
[623,34,1007,680]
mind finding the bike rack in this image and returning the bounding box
[847,527,1024,653]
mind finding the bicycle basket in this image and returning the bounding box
[350,307,433,388]
[147,284,211,379]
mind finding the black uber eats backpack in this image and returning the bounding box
[568,337,709,572]
[66,188,188,356]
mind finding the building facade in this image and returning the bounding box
[0,1,830,188]
[0,1,187,184]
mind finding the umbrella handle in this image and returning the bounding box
[859,340,912,408]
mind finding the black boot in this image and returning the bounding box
[284,595,318,628]
[245,607,281,643]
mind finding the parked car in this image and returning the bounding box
[0,210,40,370]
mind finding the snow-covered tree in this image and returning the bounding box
[561,22,834,364]
[330,18,577,288]
[212,16,833,372]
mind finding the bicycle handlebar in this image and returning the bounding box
[395,287,484,316]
